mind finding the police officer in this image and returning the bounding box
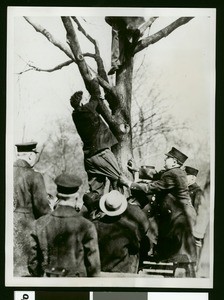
[28,173,101,277]
[105,17,146,75]
[14,142,50,276]
[119,147,197,266]
[185,166,204,214]
[185,166,209,270]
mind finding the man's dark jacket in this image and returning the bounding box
[131,167,191,204]
[130,167,197,262]
[72,97,117,157]
[188,182,204,214]
[14,159,50,218]
[93,204,150,273]
[13,159,50,276]
[28,205,101,277]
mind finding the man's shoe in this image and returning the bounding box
[108,66,119,75]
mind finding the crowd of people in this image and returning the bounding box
[12,16,210,281]
[13,106,209,278]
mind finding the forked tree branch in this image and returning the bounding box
[134,17,194,54]
[71,17,97,49]
[62,17,120,132]
[71,16,109,82]
[24,17,76,61]
[61,16,92,88]
[136,17,158,36]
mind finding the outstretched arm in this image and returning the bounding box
[85,78,102,111]
[119,172,175,194]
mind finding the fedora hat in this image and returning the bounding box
[99,190,127,216]
[165,147,188,165]
[185,166,199,176]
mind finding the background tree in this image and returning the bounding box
[34,116,88,198]
[22,15,194,174]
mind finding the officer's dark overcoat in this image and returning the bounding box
[93,204,150,273]
[13,159,50,276]
[130,167,197,263]
[188,182,204,214]
[28,205,101,277]
[72,98,118,157]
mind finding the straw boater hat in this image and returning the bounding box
[99,190,128,216]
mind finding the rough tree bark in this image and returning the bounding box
[23,16,194,175]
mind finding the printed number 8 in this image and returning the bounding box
[22,294,29,300]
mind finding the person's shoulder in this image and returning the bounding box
[193,182,203,192]
[169,167,184,175]
[14,159,31,168]
[126,203,148,223]
[127,202,142,213]
[32,169,45,180]
[161,168,175,176]
[79,214,96,228]
[162,167,184,180]
[33,212,52,228]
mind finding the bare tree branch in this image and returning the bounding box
[17,59,74,74]
[71,17,97,49]
[71,17,109,82]
[132,112,156,129]
[24,17,76,61]
[136,17,158,36]
[23,17,108,81]
[61,17,123,136]
[134,17,194,54]
[23,17,117,130]
[61,16,94,91]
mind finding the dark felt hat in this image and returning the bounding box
[165,147,188,165]
[15,142,38,153]
[55,174,82,195]
[185,166,199,176]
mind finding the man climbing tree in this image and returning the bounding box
[23,15,194,175]
[69,78,123,216]
[105,16,146,75]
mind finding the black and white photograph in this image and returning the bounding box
[6,7,215,288]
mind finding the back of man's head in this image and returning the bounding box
[70,91,83,109]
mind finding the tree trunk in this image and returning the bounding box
[112,56,134,176]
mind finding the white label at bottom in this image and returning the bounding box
[14,291,35,300]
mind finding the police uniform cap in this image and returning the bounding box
[55,173,82,195]
[185,166,199,176]
[165,147,188,165]
[15,142,38,153]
